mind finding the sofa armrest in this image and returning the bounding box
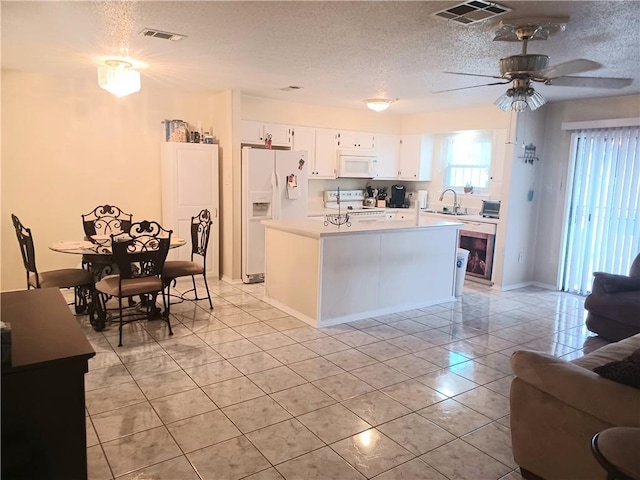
[593,272,640,294]
[511,350,640,426]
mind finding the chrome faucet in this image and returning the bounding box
[439,189,460,214]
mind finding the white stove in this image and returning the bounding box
[324,190,386,221]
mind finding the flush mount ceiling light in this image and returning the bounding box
[494,79,546,112]
[364,98,395,112]
[97,59,141,97]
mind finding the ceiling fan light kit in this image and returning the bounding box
[98,59,141,97]
[365,98,394,112]
[437,16,632,114]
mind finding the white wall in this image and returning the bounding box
[496,109,545,289]
[532,94,640,287]
[0,70,227,291]
[402,106,511,214]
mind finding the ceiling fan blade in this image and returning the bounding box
[534,59,601,79]
[443,71,505,80]
[433,81,512,94]
[546,76,633,89]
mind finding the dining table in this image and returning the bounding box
[49,235,186,331]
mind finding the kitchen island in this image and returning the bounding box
[262,218,462,327]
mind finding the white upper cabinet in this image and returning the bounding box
[240,121,292,146]
[373,133,400,179]
[291,126,317,175]
[336,131,375,150]
[313,128,338,178]
[398,134,433,181]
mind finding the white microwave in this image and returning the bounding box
[337,149,376,178]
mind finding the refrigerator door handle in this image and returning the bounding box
[271,171,281,220]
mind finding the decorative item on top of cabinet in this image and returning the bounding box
[336,131,375,150]
[397,134,433,181]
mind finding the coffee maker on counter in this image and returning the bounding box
[388,184,410,208]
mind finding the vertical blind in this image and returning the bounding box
[562,126,640,294]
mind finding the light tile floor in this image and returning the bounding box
[75,279,608,480]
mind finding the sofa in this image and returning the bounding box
[510,333,640,480]
[584,253,640,341]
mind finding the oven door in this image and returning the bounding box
[459,230,495,283]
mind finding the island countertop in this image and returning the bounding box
[262,217,463,239]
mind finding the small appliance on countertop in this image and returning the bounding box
[418,190,428,210]
[388,184,409,208]
[480,200,501,218]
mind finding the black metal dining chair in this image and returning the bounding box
[94,220,172,347]
[162,209,214,309]
[81,204,132,239]
[11,213,94,313]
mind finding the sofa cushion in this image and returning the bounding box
[593,272,640,294]
[593,348,640,389]
[573,334,640,371]
[584,290,640,328]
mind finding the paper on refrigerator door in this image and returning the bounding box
[286,174,301,199]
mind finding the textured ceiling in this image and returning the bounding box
[2,1,639,114]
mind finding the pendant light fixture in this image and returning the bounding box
[97,59,141,97]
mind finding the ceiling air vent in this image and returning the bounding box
[279,86,303,92]
[434,1,510,25]
[140,29,186,42]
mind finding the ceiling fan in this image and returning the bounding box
[435,22,633,112]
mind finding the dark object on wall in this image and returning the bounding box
[584,253,640,341]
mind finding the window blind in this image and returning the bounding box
[442,131,492,190]
[562,126,640,295]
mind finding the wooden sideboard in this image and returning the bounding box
[1,288,95,480]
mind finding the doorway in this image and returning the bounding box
[560,126,639,295]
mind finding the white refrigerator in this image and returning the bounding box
[241,147,308,283]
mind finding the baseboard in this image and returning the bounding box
[530,281,557,290]
[495,281,535,291]
[220,275,243,284]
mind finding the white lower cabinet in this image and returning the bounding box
[395,211,415,221]
[398,134,433,181]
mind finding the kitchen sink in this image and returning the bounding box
[427,210,471,216]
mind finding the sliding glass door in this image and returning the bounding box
[561,126,639,295]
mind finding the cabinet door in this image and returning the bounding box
[337,131,375,149]
[398,135,421,179]
[398,134,433,181]
[314,128,338,178]
[264,123,292,146]
[240,120,264,144]
[292,126,316,175]
[160,143,220,277]
[374,134,399,179]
